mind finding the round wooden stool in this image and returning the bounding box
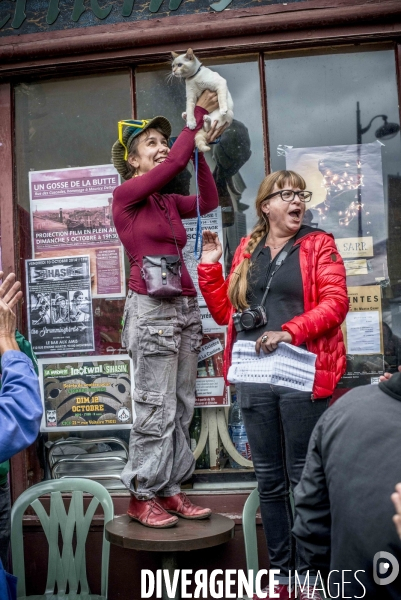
[106,513,235,599]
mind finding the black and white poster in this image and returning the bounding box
[26,255,95,354]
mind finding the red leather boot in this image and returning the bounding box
[157,492,212,520]
[127,495,178,528]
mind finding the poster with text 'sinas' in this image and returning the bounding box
[26,255,95,354]
[29,165,125,298]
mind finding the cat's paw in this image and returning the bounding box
[181,112,187,121]
[203,115,211,123]
[220,109,227,116]
[187,118,197,130]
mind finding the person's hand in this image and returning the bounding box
[0,297,19,353]
[196,90,219,113]
[205,120,229,145]
[255,330,292,354]
[391,483,401,540]
[200,230,222,264]
[0,272,23,308]
[379,365,401,381]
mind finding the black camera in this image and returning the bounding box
[232,305,267,332]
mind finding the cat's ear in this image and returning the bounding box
[171,51,180,59]
[185,48,195,61]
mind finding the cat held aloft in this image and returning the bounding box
[171,48,234,152]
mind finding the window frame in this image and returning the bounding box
[1,7,401,500]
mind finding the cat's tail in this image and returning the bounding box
[195,130,210,152]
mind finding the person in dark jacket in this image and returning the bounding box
[293,374,401,599]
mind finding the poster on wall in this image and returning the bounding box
[195,307,229,407]
[182,208,224,306]
[29,165,125,298]
[26,255,95,354]
[339,285,384,387]
[286,143,388,285]
[38,355,134,431]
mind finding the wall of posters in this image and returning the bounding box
[39,355,134,431]
[26,255,95,354]
[182,208,224,306]
[196,307,229,407]
[29,165,125,298]
[339,285,384,387]
[286,143,388,285]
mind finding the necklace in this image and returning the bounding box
[265,239,288,250]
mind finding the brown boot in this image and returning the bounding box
[157,493,212,520]
[127,495,178,528]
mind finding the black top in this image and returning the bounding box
[237,225,323,342]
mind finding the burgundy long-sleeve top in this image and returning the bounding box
[113,106,219,295]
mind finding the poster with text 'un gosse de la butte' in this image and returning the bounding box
[29,165,125,298]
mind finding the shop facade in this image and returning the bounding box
[1,0,401,596]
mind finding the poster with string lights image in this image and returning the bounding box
[26,255,95,354]
[286,142,388,286]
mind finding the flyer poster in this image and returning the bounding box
[286,143,388,285]
[39,355,134,431]
[196,307,229,407]
[29,165,125,298]
[339,285,384,388]
[182,208,224,306]
[26,255,95,354]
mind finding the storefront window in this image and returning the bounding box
[265,47,401,383]
[15,72,133,488]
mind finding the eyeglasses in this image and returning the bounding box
[264,189,313,203]
[118,119,150,159]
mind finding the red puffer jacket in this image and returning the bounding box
[198,230,349,399]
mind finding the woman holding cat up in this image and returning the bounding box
[112,90,224,529]
[198,170,348,600]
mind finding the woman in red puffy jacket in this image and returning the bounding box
[198,170,348,600]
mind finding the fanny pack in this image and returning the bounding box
[142,254,182,298]
[124,199,183,298]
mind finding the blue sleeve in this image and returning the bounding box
[0,351,43,463]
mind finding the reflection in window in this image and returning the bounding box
[265,48,401,378]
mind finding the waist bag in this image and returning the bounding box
[142,254,182,298]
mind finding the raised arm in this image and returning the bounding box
[282,235,348,345]
[113,106,207,208]
[174,151,219,218]
[198,232,247,326]
[0,280,42,462]
[0,350,42,463]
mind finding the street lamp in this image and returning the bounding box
[356,102,400,236]
[356,101,400,144]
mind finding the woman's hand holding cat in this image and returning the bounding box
[205,120,229,145]
[200,230,223,264]
[196,90,219,113]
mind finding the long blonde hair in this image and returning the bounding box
[227,170,306,310]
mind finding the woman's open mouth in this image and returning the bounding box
[289,208,302,220]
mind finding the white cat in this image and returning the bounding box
[171,48,234,152]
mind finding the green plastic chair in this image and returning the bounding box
[11,478,114,600]
[242,487,260,590]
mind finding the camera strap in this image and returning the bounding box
[259,238,295,307]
